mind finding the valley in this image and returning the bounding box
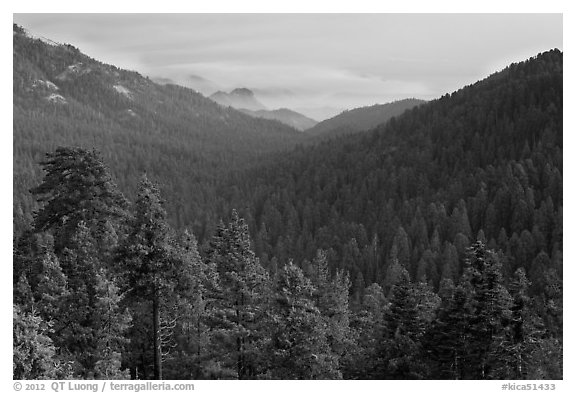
[12,20,563,382]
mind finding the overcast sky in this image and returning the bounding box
[13,13,562,120]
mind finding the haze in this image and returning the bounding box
[13,13,562,120]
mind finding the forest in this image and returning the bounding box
[12,23,306,239]
[13,24,562,380]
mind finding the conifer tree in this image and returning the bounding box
[30,147,128,253]
[490,268,543,379]
[20,147,132,378]
[461,241,512,379]
[390,226,411,270]
[13,232,68,321]
[268,262,340,379]
[163,230,218,379]
[382,257,405,296]
[117,175,184,380]
[346,283,388,378]
[309,250,355,370]
[13,304,57,380]
[205,210,270,379]
[92,271,132,380]
[424,285,472,379]
[52,221,130,378]
[377,267,429,379]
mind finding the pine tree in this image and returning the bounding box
[34,251,68,322]
[50,221,130,378]
[19,147,132,378]
[116,175,183,380]
[450,200,472,239]
[13,304,57,380]
[13,275,34,313]
[424,285,472,379]
[163,230,218,379]
[462,241,512,379]
[13,232,68,322]
[377,267,429,379]
[267,262,340,379]
[309,250,354,371]
[527,268,562,379]
[30,147,128,253]
[390,226,411,270]
[205,210,270,379]
[309,249,330,287]
[325,270,354,365]
[92,270,132,380]
[382,257,406,296]
[386,269,421,340]
[12,235,75,377]
[491,268,543,379]
[346,283,388,379]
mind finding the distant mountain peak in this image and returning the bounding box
[230,87,255,97]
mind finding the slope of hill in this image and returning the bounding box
[240,108,318,131]
[209,87,267,111]
[13,24,306,238]
[306,98,425,137]
[216,50,562,298]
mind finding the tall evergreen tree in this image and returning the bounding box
[491,268,543,379]
[92,271,132,380]
[267,262,340,379]
[309,250,355,370]
[205,210,270,379]
[13,304,58,380]
[116,175,184,380]
[163,230,218,379]
[376,267,429,379]
[30,147,128,253]
[346,283,388,379]
[461,241,512,379]
[52,221,130,378]
[424,285,472,379]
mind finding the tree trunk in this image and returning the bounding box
[153,293,162,380]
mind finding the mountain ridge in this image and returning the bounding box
[13,23,306,238]
[214,49,562,295]
[306,98,426,137]
[209,87,319,130]
[240,107,318,131]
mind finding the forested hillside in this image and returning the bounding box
[13,24,306,238]
[240,108,318,131]
[306,98,425,137]
[211,49,563,378]
[220,49,562,295]
[13,23,562,380]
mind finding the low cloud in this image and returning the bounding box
[14,13,562,117]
